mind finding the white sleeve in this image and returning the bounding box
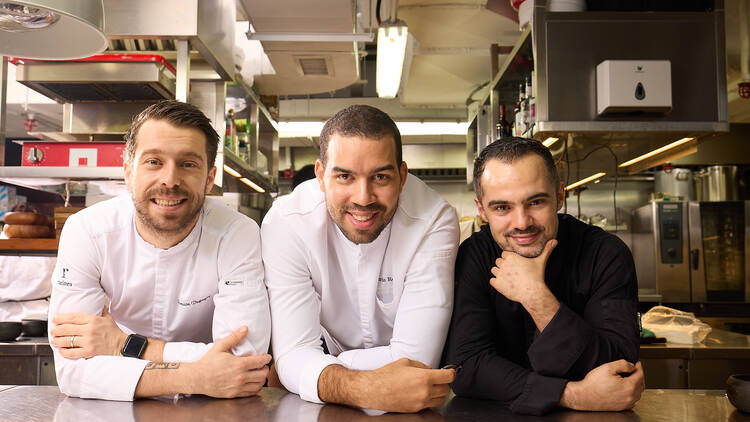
[336,205,459,370]
[163,217,271,362]
[261,209,343,404]
[49,214,148,401]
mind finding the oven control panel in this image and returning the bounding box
[658,202,683,264]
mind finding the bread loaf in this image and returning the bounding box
[4,212,49,226]
[2,224,51,238]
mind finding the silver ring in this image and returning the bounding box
[69,335,76,347]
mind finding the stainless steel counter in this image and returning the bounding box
[640,329,750,389]
[0,337,55,385]
[0,387,747,422]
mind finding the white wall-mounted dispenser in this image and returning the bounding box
[596,60,672,115]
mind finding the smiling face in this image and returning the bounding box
[124,119,216,246]
[475,154,564,258]
[315,133,408,244]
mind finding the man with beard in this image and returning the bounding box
[48,101,271,400]
[443,138,644,415]
[261,105,459,413]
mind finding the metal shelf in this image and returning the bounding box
[0,167,126,196]
[0,167,123,179]
[222,148,276,193]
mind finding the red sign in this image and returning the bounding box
[21,142,126,167]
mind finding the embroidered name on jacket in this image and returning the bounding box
[177,295,211,306]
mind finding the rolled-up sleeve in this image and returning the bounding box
[49,215,148,401]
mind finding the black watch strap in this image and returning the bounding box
[121,334,148,358]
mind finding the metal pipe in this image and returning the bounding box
[176,40,190,103]
[740,0,750,81]
[0,56,6,165]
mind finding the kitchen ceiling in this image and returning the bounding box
[4,0,750,139]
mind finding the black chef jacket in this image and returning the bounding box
[443,213,639,415]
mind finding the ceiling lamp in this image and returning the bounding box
[565,172,606,191]
[376,23,409,99]
[0,0,107,60]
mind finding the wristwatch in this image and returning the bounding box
[121,334,148,358]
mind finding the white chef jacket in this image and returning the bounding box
[49,194,271,401]
[0,255,56,321]
[261,174,459,403]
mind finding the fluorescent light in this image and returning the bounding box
[240,177,265,193]
[396,121,470,136]
[223,164,241,178]
[565,172,606,191]
[277,121,324,138]
[619,137,694,168]
[376,24,408,98]
[277,121,470,138]
[542,137,559,147]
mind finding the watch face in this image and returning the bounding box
[123,335,147,357]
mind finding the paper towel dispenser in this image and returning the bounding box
[596,60,672,115]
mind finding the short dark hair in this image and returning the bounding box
[318,105,402,166]
[292,164,316,190]
[124,100,220,168]
[473,137,560,201]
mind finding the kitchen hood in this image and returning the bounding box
[11,54,176,102]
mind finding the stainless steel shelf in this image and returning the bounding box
[0,167,127,196]
[0,167,123,179]
[222,148,276,193]
[536,121,731,134]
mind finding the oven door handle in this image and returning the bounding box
[690,249,700,271]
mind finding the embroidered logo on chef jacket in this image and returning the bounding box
[55,267,72,287]
[177,295,211,307]
[377,276,394,304]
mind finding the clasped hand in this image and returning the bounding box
[50,309,127,359]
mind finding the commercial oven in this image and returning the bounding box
[632,200,750,303]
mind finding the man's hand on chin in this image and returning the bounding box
[559,360,645,412]
[490,239,560,331]
[50,309,127,359]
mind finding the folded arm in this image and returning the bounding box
[51,215,271,400]
[526,239,640,379]
[444,248,567,415]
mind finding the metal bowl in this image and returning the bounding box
[0,321,22,341]
[727,374,750,413]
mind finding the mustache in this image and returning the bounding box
[342,203,386,213]
[504,226,542,237]
[146,186,191,198]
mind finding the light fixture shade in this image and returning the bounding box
[376,24,408,99]
[0,0,107,60]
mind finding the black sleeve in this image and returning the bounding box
[526,236,640,379]
[444,239,567,416]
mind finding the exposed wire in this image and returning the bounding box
[561,141,621,230]
[376,0,382,25]
[464,80,490,106]
[563,135,570,214]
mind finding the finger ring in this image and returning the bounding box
[69,335,76,347]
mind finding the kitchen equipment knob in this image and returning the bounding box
[27,147,43,163]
